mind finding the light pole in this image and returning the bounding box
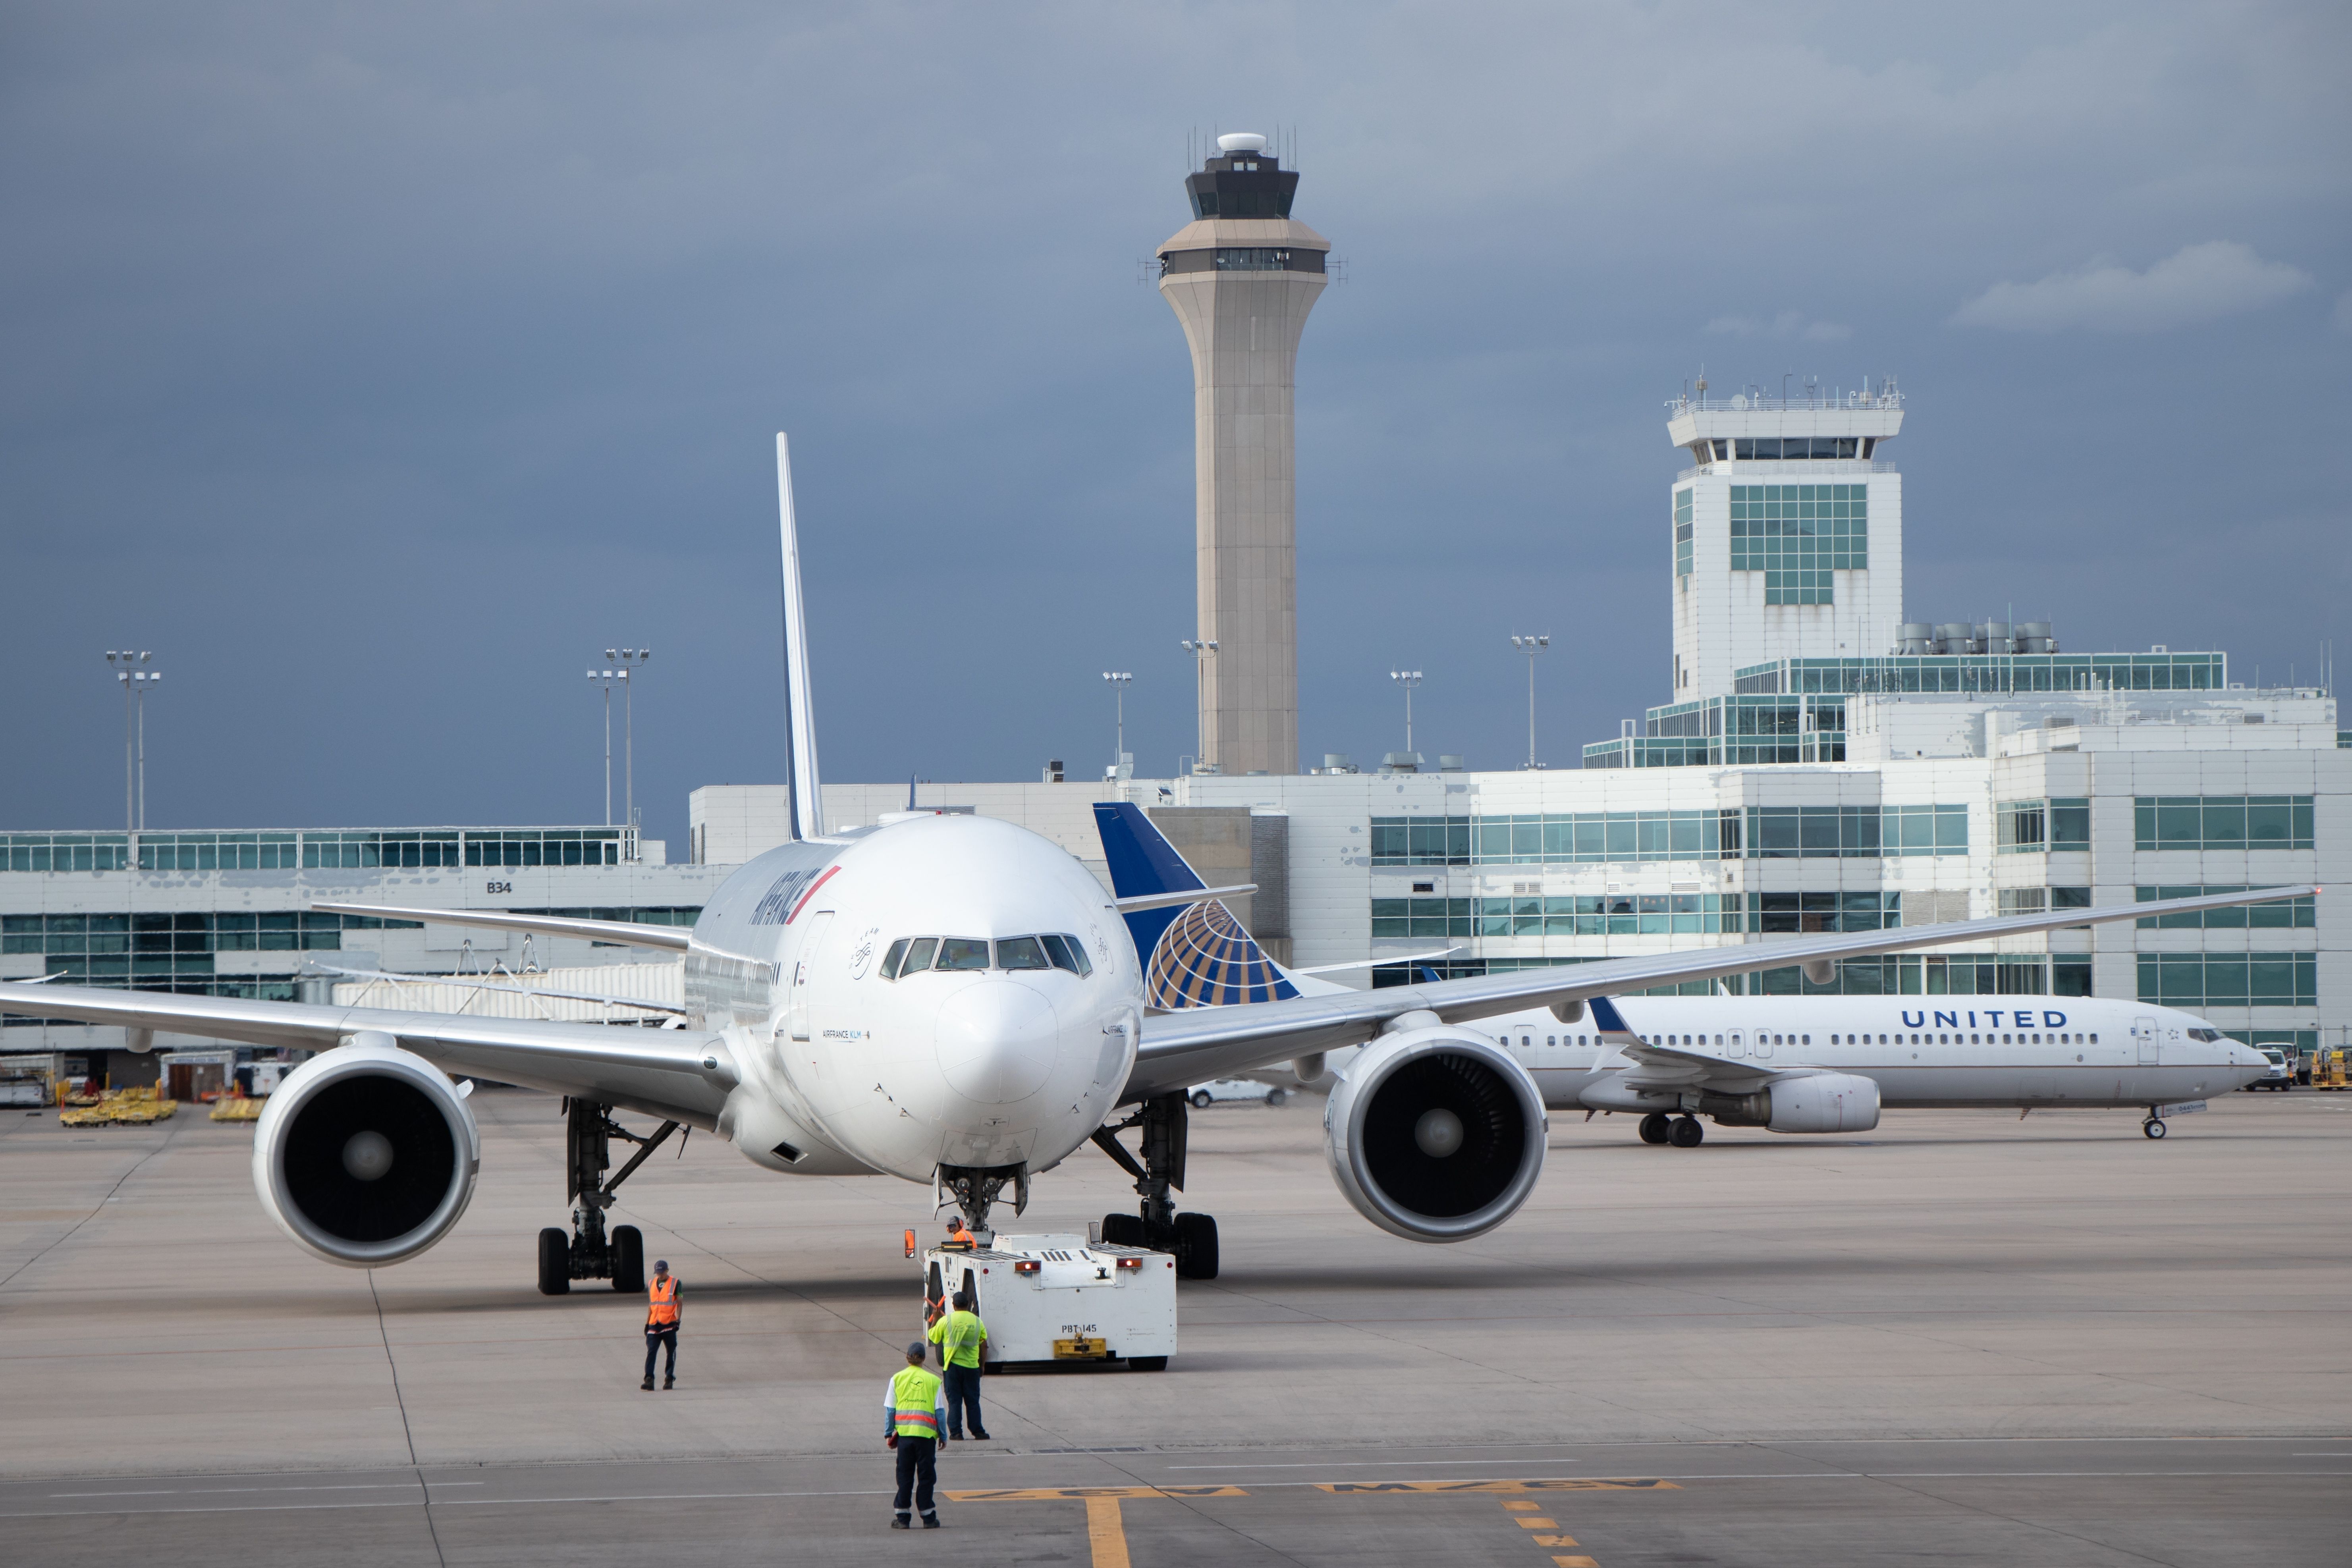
[1102,672,1133,777]
[105,651,160,831]
[1510,634,1549,769]
[1390,670,1422,756]
[1179,640,1217,774]
[605,648,650,845]
[585,665,620,825]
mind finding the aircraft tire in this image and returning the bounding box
[2143,1118,2167,1140]
[611,1225,644,1294]
[1670,1116,1705,1149]
[537,1228,571,1296]
[1101,1213,1146,1248]
[1172,1212,1219,1280]
[1638,1113,1672,1145]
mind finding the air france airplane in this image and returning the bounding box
[0,435,2309,1294]
[1091,805,2274,1151]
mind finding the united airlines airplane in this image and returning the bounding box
[0,436,2305,1291]
[1092,806,2279,1176]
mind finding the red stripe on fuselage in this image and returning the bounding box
[786,865,841,924]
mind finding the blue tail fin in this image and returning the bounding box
[1092,802,1297,1008]
[1588,995,1632,1034]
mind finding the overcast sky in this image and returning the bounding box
[4,2,2346,849]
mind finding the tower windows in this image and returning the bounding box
[1160,247,1326,276]
[1728,484,1868,605]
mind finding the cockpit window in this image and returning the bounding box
[2186,1027,2222,1041]
[936,938,991,971]
[884,933,1095,977]
[995,936,1051,971]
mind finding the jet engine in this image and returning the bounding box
[1323,1025,1547,1242]
[253,1032,481,1267]
[1709,1071,1881,1134]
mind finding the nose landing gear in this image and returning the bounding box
[2142,1115,2167,1139]
[935,1161,1029,1244]
[1092,1092,1219,1279]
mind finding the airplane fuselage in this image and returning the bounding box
[679,815,1142,1182]
[1468,995,2262,1111]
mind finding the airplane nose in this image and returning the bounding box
[934,980,1061,1104]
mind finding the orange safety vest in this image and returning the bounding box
[646,1275,679,1328]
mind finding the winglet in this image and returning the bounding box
[777,433,823,842]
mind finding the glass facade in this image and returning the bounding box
[1375,952,2057,997]
[2136,952,2317,1008]
[2133,797,2314,851]
[140,833,303,871]
[1,835,131,872]
[2,827,631,874]
[1728,484,1867,605]
[2134,886,2316,928]
[1734,652,2226,696]
[1673,488,1693,578]
[1373,890,1909,939]
[1996,798,2091,854]
[1369,805,1964,865]
[0,903,700,1023]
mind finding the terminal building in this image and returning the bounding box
[9,384,2345,1082]
[696,385,2348,1058]
[0,827,722,1085]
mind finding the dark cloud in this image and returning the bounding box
[3,2,2347,842]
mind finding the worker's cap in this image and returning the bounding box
[654,1259,669,1270]
[905,1341,928,1360]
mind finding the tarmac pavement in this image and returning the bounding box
[2,1083,2348,1564]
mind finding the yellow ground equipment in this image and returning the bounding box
[59,1087,179,1127]
[2313,1049,2349,1091]
[209,1093,264,1123]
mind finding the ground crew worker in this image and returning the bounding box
[884,1341,947,1529]
[926,1289,990,1440]
[641,1259,680,1391]
[944,1215,973,1246]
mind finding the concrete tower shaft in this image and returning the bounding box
[1157,140,1328,776]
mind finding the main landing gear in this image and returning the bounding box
[1092,1093,1219,1279]
[538,1097,680,1296]
[1638,1112,1706,1148]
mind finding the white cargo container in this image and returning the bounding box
[920,1232,1176,1372]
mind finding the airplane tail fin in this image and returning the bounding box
[776,433,823,841]
[1091,801,1298,1007]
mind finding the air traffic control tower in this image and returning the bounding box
[1158,132,1329,776]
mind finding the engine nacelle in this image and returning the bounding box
[1710,1071,1881,1134]
[253,1033,480,1267]
[1323,1027,1548,1242]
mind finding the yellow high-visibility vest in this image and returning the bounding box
[890,1365,943,1438]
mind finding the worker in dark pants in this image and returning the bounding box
[884,1341,947,1529]
[641,1259,680,1390]
[927,1290,990,1440]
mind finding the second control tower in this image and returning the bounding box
[1158,133,1329,776]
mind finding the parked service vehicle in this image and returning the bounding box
[1188,1078,1289,1109]
[920,1233,1175,1371]
[2243,1048,2294,1091]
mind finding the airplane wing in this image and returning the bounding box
[1121,884,2318,1099]
[0,982,736,1128]
[308,901,690,953]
